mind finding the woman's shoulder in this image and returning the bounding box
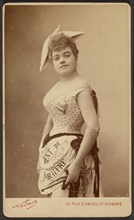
[68,77,94,99]
[73,77,92,91]
[74,77,98,113]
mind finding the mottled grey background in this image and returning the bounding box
[4,4,130,197]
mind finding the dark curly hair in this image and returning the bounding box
[48,32,79,61]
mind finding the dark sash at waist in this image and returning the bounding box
[42,132,83,148]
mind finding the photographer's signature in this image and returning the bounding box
[12,199,37,210]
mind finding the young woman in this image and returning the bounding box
[37,26,101,198]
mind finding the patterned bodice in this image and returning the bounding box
[43,80,92,135]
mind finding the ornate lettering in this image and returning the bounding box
[57,160,66,169]
[54,142,60,149]
[45,159,67,181]
[47,148,53,155]
[43,156,49,164]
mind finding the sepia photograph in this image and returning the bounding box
[3,2,131,217]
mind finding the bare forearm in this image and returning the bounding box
[74,128,99,167]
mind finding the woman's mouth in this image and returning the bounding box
[60,65,68,69]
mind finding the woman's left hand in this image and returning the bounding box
[64,160,81,187]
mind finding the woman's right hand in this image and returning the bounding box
[63,160,81,188]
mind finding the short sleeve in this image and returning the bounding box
[72,82,92,98]
[72,82,98,113]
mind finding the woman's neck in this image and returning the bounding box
[59,70,79,82]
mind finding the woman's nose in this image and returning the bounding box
[60,57,65,64]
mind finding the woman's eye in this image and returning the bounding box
[64,53,70,58]
[53,57,59,61]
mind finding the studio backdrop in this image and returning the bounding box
[4,3,130,197]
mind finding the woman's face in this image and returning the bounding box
[52,47,77,77]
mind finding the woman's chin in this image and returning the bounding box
[58,71,72,77]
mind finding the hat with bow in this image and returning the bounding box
[40,25,84,71]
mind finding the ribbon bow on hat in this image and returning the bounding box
[40,25,84,71]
